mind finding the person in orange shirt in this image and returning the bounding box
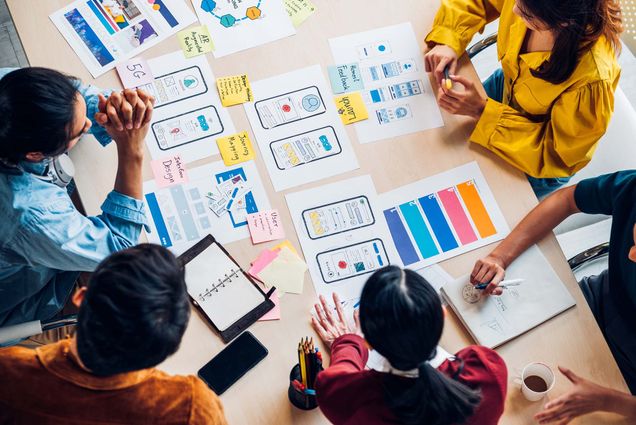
[0,244,227,425]
[424,0,622,197]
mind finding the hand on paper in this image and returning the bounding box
[311,293,361,349]
[424,44,458,87]
[534,366,613,424]
[95,89,155,131]
[471,254,505,295]
[437,74,487,120]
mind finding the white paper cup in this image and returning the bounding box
[521,362,555,402]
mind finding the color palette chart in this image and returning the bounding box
[379,162,509,269]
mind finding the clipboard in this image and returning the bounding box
[178,235,275,343]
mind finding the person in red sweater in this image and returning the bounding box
[311,265,508,425]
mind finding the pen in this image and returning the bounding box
[475,278,525,290]
[443,66,452,90]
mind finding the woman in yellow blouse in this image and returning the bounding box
[424,0,622,197]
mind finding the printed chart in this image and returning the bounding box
[379,162,509,270]
[192,0,296,57]
[50,0,196,77]
[142,51,236,163]
[329,22,443,143]
[286,175,399,301]
[144,160,270,254]
[245,65,359,192]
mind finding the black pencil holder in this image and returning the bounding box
[288,363,321,410]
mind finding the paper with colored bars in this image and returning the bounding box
[379,162,509,270]
[286,175,399,301]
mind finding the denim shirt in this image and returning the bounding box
[0,68,148,326]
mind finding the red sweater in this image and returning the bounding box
[316,335,507,425]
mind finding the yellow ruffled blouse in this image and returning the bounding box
[425,0,621,178]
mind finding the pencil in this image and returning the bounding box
[299,341,307,387]
[444,66,452,90]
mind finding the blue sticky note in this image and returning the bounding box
[328,63,365,94]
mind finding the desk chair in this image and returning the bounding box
[466,29,636,274]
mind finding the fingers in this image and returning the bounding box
[450,74,474,89]
[558,366,580,384]
[353,309,361,330]
[332,293,347,326]
[319,295,336,327]
[106,103,124,131]
[120,98,134,130]
[132,97,147,129]
[311,316,330,344]
[142,97,154,126]
[97,93,108,113]
[434,56,452,86]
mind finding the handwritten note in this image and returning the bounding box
[328,63,364,94]
[216,131,255,166]
[334,92,369,124]
[284,0,316,27]
[216,75,253,106]
[150,155,189,188]
[178,25,214,58]
[247,209,285,243]
[116,57,154,89]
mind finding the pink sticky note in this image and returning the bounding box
[258,289,281,321]
[150,155,189,188]
[116,57,154,89]
[247,209,285,244]
[248,248,280,276]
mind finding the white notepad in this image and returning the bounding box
[441,245,576,348]
[184,242,264,332]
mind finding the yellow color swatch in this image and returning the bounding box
[216,131,255,166]
[334,92,369,125]
[177,25,214,58]
[216,75,253,106]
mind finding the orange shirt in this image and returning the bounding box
[0,339,228,425]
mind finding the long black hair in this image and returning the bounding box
[360,266,481,425]
[516,0,622,84]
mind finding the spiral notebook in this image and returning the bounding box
[179,235,275,343]
[441,245,576,348]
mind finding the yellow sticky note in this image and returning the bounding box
[178,25,214,58]
[216,131,255,166]
[284,0,317,27]
[334,92,369,125]
[216,75,253,106]
[272,240,298,256]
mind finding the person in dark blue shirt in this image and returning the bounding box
[470,171,636,423]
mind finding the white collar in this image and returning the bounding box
[366,346,453,378]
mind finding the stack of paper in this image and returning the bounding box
[249,241,307,295]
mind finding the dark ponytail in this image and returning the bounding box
[360,266,481,425]
[516,0,622,84]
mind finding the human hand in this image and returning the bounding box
[534,367,610,424]
[311,293,361,349]
[437,74,487,120]
[95,89,154,131]
[471,254,505,295]
[424,44,458,87]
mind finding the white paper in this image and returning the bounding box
[244,65,359,192]
[329,22,444,143]
[286,175,400,301]
[379,162,509,270]
[441,245,576,348]
[416,264,454,294]
[144,160,271,255]
[191,0,296,58]
[140,51,236,163]
[50,0,196,78]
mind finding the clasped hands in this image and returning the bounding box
[94,88,155,135]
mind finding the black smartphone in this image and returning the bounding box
[197,331,268,395]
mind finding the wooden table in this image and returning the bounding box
[7,1,630,423]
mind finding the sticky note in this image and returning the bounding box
[328,63,364,94]
[247,209,285,244]
[335,92,369,124]
[216,75,253,106]
[249,248,280,276]
[116,57,154,89]
[284,0,316,27]
[178,25,214,58]
[216,131,255,166]
[258,289,281,321]
[150,155,188,188]
[272,240,298,256]
[258,247,307,294]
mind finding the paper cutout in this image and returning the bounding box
[328,63,364,94]
[258,289,281,321]
[116,57,154,89]
[247,209,285,243]
[150,155,189,188]
[216,131,255,166]
[178,25,214,57]
[216,75,253,106]
[335,92,369,124]
[284,0,316,27]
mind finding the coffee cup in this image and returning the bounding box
[521,362,555,401]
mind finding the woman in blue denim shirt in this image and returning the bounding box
[0,67,154,327]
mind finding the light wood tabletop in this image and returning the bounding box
[7,0,631,423]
